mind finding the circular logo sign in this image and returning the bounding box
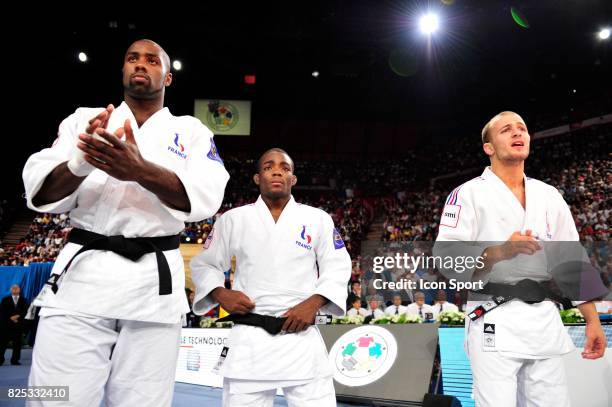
[206,102,239,132]
[329,325,398,387]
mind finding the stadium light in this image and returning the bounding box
[78,52,88,63]
[419,13,439,35]
[172,60,182,71]
[598,28,610,40]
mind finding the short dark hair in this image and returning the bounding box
[256,148,294,173]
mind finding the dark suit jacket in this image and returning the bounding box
[1,295,29,332]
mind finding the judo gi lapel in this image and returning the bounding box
[248,196,303,311]
[251,195,298,269]
[106,102,135,134]
[254,195,297,229]
[522,177,542,234]
[109,102,171,143]
[483,167,526,224]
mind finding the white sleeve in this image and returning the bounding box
[436,185,477,241]
[550,190,589,306]
[191,214,232,315]
[162,121,230,222]
[313,212,352,316]
[552,190,579,241]
[22,110,85,213]
[434,186,485,281]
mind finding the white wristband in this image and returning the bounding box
[67,152,95,177]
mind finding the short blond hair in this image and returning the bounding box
[481,111,522,144]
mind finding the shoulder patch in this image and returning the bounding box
[333,228,345,250]
[207,137,224,165]
[446,185,463,205]
[440,204,461,228]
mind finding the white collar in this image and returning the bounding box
[115,101,170,131]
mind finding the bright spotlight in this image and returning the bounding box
[312,70,320,78]
[173,60,182,71]
[598,28,610,40]
[419,13,439,35]
[78,52,88,63]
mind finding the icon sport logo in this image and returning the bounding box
[168,133,187,159]
[296,225,313,250]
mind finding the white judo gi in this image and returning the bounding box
[191,195,352,407]
[22,102,229,406]
[435,166,582,407]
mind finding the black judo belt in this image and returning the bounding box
[45,228,180,296]
[468,278,573,321]
[216,313,287,335]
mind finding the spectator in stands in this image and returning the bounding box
[350,258,363,283]
[347,280,366,310]
[349,281,362,299]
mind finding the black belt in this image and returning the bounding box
[468,279,572,321]
[45,228,180,295]
[216,313,287,335]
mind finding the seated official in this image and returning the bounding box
[384,294,408,316]
[406,291,434,320]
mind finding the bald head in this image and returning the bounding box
[126,39,171,72]
[123,39,173,101]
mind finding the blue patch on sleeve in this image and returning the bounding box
[333,228,345,250]
[207,137,224,165]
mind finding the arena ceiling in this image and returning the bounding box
[4,1,611,192]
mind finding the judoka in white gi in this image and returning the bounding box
[22,39,229,406]
[191,148,352,407]
[435,111,606,406]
